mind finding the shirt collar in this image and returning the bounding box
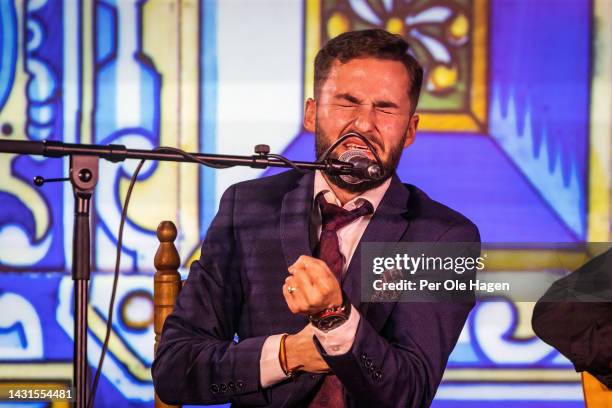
[313,170,391,212]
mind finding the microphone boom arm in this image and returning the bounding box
[0,138,366,177]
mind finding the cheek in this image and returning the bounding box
[317,108,355,135]
[378,120,410,151]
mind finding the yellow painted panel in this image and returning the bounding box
[588,0,612,241]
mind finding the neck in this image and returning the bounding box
[322,174,361,205]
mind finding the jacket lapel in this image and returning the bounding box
[342,174,411,330]
[280,171,315,269]
[280,171,411,332]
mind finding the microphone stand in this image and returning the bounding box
[0,138,359,408]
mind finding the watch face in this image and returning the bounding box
[317,314,349,332]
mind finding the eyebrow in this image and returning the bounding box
[334,93,399,109]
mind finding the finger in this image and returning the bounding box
[308,259,334,279]
[290,255,315,270]
[292,270,322,308]
[301,261,337,295]
[292,272,321,312]
[297,254,317,264]
[293,255,328,274]
[311,273,337,295]
[283,283,308,314]
[288,259,312,276]
[282,288,297,313]
[290,260,330,284]
[287,263,303,275]
[282,280,299,313]
[299,256,328,272]
[284,276,310,313]
[294,257,333,283]
[289,263,319,287]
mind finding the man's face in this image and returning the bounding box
[304,57,419,192]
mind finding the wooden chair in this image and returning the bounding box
[583,371,612,407]
[154,221,183,408]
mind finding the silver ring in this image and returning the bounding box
[287,286,297,294]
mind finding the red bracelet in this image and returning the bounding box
[309,291,351,332]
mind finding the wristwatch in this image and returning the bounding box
[309,291,352,332]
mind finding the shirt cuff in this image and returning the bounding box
[259,334,287,388]
[311,305,360,355]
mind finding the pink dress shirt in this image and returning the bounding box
[259,171,391,387]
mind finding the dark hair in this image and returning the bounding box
[314,29,423,113]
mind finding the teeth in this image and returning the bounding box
[347,144,368,150]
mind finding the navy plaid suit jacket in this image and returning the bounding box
[152,170,479,407]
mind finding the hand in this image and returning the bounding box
[285,324,330,373]
[283,255,343,315]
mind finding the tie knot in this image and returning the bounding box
[316,194,374,232]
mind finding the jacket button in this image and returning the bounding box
[209,384,219,394]
[219,383,227,393]
[361,352,368,361]
[310,375,317,380]
[374,371,383,381]
[365,358,373,368]
[228,382,236,391]
[237,380,245,389]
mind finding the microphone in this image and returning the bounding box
[337,149,384,184]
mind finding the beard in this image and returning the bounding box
[314,122,406,194]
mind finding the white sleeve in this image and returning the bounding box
[259,334,288,387]
[311,306,360,355]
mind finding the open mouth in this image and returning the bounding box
[343,142,380,158]
[345,143,370,151]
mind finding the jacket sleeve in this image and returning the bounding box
[318,222,479,408]
[152,185,269,406]
[532,301,612,388]
[532,251,612,389]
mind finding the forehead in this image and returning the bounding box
[321,57,411,102]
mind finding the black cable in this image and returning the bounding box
[153,146,233,169]
[267,153,308,174]
[86,142,348,407]
[87,159,145,408]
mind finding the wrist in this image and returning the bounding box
[309,291,351,332]
[279,334,303,377]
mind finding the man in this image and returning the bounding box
[532,248,612,388]
[152,29,479,407]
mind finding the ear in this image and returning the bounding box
[403,114,419,148]
[303,98,316,132]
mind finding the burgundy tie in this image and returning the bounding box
[314,194,374,279]
[309,194,373,408]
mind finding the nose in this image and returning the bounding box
[352,104,376,134]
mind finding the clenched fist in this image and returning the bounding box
[283,255,343,315]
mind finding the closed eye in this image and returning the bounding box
[334,103,358,109]
[376,107,398,115]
